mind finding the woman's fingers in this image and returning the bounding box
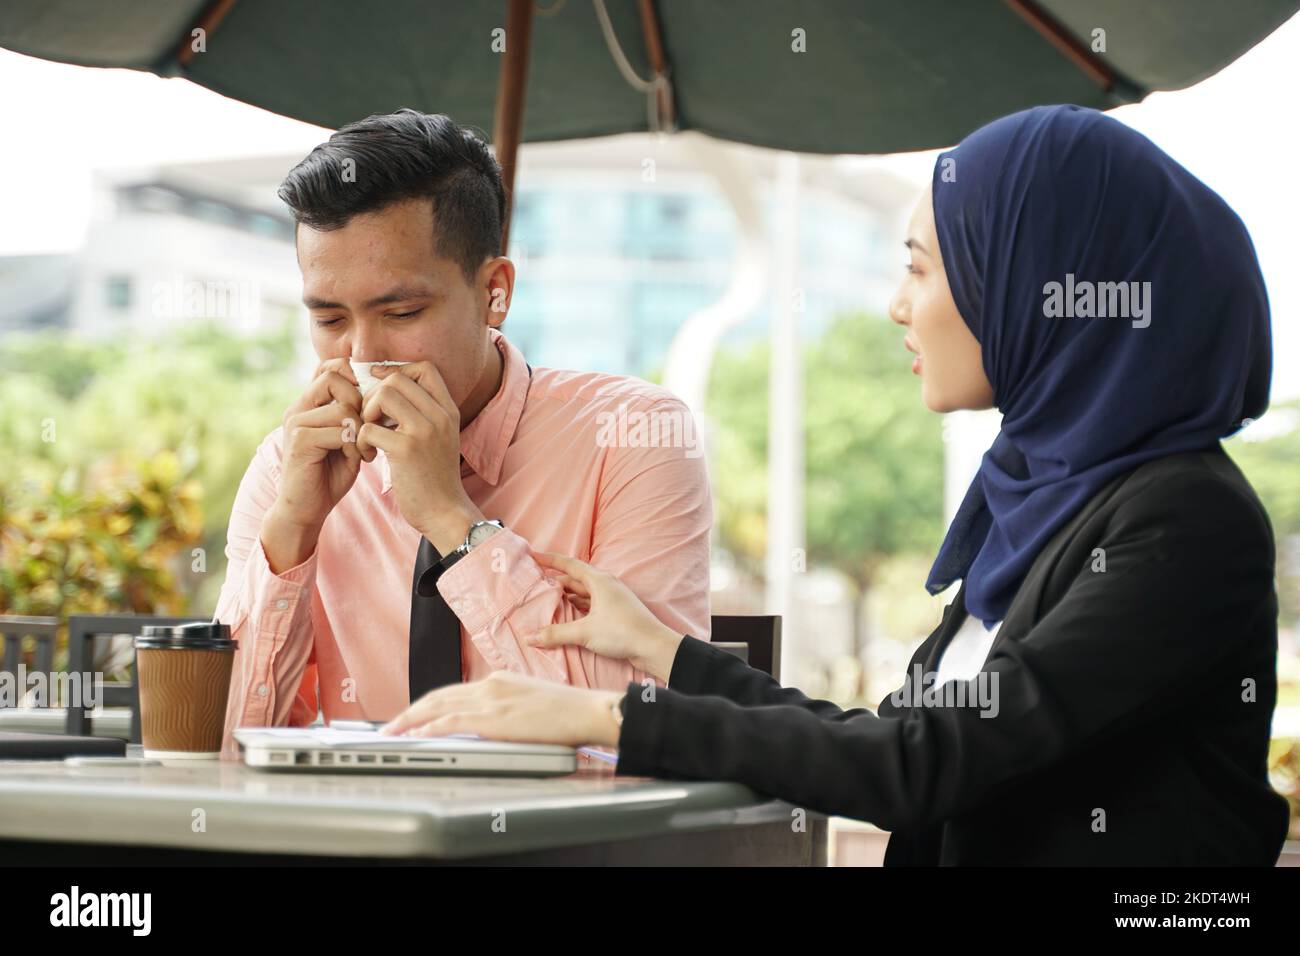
[549,572,591,599]
[529,619,590,650]
[407,713,481,738]
[532,550,598,587]
[379,684,470,735]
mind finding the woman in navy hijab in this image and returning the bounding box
[381,105,1290,865]
[920,103,1272,629]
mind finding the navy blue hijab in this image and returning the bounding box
[926,104,1272,626]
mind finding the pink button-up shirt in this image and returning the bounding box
[213,328,712,755]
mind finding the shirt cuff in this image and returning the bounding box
[435,527,542,634]
[251,531,318,589]
[236,535,317,725]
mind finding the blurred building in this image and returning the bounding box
[0,157,303,341]
[0,253,76,332]
[0,135,917,381]
[508,135,915,378]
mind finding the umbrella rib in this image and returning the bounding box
[1003,0,1140,99]
[174,0,240,69]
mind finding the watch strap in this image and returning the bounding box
[421,520,504,591]
[429,547,469,585]
[415,545,462,596]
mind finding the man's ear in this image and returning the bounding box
[481,256,515,328]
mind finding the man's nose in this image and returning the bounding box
[348,331,388,362]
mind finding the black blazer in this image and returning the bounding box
[616,446,1291,865]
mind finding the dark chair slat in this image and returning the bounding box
[711,642,749,665]
[0,616,59,708]
[66,614,208,741]
[0,639,18,689]
[708,615,782,681]
[33,635,54,680]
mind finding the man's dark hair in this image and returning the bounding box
[278,109,506,282]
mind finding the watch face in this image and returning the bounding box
[467,520,503,549]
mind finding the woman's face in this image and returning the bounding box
[889,183,995,413]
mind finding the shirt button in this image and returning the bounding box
[257,685,269,697]
[274,599,289,610]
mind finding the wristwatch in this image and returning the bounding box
[429,518,505,585]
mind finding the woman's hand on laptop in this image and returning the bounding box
[526,551,684,683]
[377,551,686,748]
[377,671,624,747]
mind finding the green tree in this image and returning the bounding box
[709,316,1300,653]
[1225,400,1300,630]
[708,311,945,654]
[1,321,302,615]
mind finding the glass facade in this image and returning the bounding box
[504,181,895,379]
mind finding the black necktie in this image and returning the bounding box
[408,535,462,702]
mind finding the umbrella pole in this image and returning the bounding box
[493,0,535,253]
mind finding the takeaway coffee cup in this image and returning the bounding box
[134,623,238,759]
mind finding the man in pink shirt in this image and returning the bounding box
[213,110,711,756]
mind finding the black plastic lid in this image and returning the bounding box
[134,622,237,650]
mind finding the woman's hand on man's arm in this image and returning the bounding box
[525,550,686,683]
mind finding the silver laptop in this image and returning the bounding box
[234,726,576,776]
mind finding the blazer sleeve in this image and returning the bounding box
[614,470,1275,832]
[666,634,876,721]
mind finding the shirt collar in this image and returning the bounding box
[379,328,529,494]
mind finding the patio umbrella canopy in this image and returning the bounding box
[1,0,1297,154]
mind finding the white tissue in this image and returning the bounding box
[349,360,409,427]
[349,360,409,397]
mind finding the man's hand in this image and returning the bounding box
[263,358,364,571]
[354,361,481,552]
[378,670,624,748]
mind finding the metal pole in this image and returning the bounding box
[766,152,804,681]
